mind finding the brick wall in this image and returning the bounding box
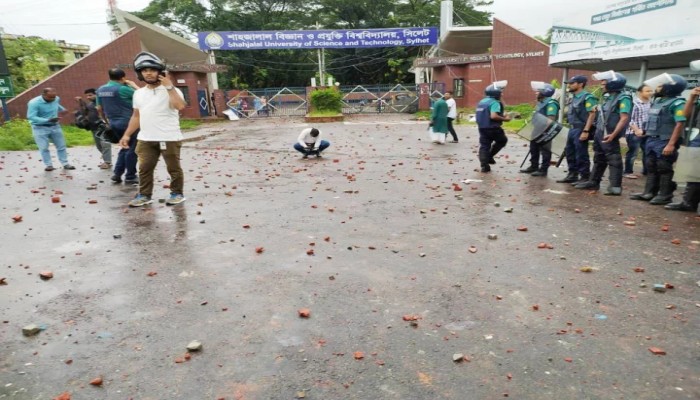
[168,71,210,119]
[4,29,142,123]
[432,19,594,109]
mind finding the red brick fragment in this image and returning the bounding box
[298,308,311,318]
[648,347,666,355]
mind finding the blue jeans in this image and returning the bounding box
[111,121,138,180]
[564,127,591,175]
[624,134,646,174]
[31,124,68,167]
[294,140,330,155]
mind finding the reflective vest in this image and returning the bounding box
[476,97,503,129]
[646,97,682,140]
[597,92,633,135]
[566,91,593,128]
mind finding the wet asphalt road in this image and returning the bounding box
[1,114,698,400]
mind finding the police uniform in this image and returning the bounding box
[575,86,632,195]
[476,94,508,172]
[560,87,598,183]
[630,97,686,204]
[666,97,699,212]
[521,96,560,176]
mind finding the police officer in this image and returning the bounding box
[521,82,560,177]
[475,81,511,173]
[557,75,597,184]
[629,74,687,205]
[575,71,631,195]
[666,85,700,213]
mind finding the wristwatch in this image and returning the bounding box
[164,85,174,90]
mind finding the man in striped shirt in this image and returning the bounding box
[624,84,653,178]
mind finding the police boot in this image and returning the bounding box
[604,155,623,195]
[479,151,491,173]
[571,172,590,185]
[665,183,700,211]
[489,149,500,164]
[574,179,600,190]
[649,174,676,205]
[520,165,538,174]
[629,174,658,201]
[531,168,548,177]
[556,172,578,183]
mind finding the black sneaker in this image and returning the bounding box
[480,165,491,173]
[124,179,139,186]
[44,166,55,171]
[63,164,76,170]
[111,175,123,184]
[489,157,497,165]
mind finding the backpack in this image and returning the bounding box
[74,109,91,130]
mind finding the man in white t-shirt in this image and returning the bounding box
[294,127,330,158]
[445,91,459,143]
[119,52,187,207]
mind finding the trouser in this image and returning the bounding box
[564,127,590,176]
[590,130,623,187]
[112,122,138,181]
[31,124,68,167]
[624,134,646,174]
[294,140,330,154]
[447,117,458,141]
[478,127,508,166]
[644,137,678,195]
[529,140,552,171]
[92,130,112,164]
[135,140,184,197]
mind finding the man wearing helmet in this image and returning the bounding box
[557,75,597,184]
[119,52,187,207]
[475,81,511,173]
[630,73,688,205]
[575,71,632,195]
[520,82,560,177]
[666,83,700,214]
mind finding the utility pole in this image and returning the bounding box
[316,22,324,85]
[107,0,120,39]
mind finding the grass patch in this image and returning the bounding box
[308,110,342,117]
[180,119,202,130]
[415,103,533,132]
[0,119,93,151]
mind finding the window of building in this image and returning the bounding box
[453,79,465,98]
[74,52,84,59]
[176,86,190,105]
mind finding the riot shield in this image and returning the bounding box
[674,146,700,183]
[516,113,568,157]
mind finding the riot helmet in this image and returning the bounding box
[133,51,166,81]
[593,70,626,92]
[531,81,555,98]
[645,73,688,97]
[485,80,508,99]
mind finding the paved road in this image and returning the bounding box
[1,115,698,399]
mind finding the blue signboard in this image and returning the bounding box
[198,27,438,51]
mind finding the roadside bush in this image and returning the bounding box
[0,119,93,151]
[309,87,342,113]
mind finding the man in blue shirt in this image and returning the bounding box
[26,88,75,171]
[96,68,139,185]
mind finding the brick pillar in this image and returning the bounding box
[213,90,227,118]
[418,83,431,111]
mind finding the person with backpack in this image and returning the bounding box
[96,68,140,185]
[629,74,688,205]
[521,82,560,177]
[76,88,111,169]
[575,71,632,195]
[475,81,511,173]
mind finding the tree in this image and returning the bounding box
[534,28,552,45]
[1,37,63,94]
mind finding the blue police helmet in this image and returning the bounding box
[659,74,688,97]
[604,72,627,92]
[485,85,502,99]
[538,84,556,98]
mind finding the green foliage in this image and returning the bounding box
[1,37,64,94]
[179,119,203,130]
[309,87,342,113]
[133,0,493,88]
[0,119,92,151]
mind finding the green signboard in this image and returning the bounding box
[0,75,14,98]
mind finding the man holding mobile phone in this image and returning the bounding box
[119,52,187,207]
[27,88,75,171]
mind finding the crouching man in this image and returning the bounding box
[294,127,330,158]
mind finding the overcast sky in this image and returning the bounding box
[0,0,611,52]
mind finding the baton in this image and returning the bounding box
[555,149,566,168]
[520,150,531,169]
